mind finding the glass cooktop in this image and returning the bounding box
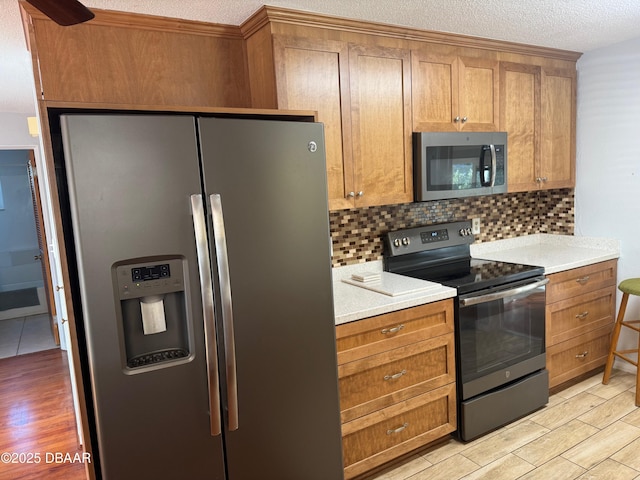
[394,258,544,295]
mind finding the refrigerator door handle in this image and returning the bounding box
[209,193,239,431]
[190,194,223,437]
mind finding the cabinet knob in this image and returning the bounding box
[575,351,589,359]
[462,116,468,123]
[356,191,364,197]
[540,177,548,182]
[454,116,460,123]
[346,191,355,198]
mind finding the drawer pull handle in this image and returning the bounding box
[386,422,409,435]
[575,351,589,358]
[384,369,407,381]
[575,311,589,320]
[576,276,590,285]
[381,324,405,335]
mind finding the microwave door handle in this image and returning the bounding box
[489,144,497,187]
[460,278,549,307]
[190,194,222,437]
[479,146,491,186]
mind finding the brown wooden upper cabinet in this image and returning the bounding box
[271,36,355,210]
[540,67,576,190]
[501,62,576,192]
[412,51,499,132]
[348,44,413,209]
[243,7,580,208]
[256,35,412,210]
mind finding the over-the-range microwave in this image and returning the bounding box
[413,131,507,201]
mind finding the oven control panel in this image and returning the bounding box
[420,228,448,244]
[385,220,474,256]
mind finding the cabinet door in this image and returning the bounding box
[341,384,456,479]
[411,51,458,132]
[273,36,354,210]
[349,44,413,207]
[458,56,499,131]
[412,52,498,132]
[500,62,541,192]
[540,67,576,189]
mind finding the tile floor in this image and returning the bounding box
[0,314,58,359]
[371,369,640,480]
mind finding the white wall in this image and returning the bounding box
[576,36,640,361]
[0,113,38,146]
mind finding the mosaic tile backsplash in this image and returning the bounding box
[330,188,574,267]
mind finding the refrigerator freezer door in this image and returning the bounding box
[60,114,225,479]
[198,117,344,480]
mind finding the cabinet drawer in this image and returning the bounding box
[547,324,612,388]
[546,260,617,303]
[338,334,455,423]
[336,300,453,364]
[341,384,456,479]
[546,286,616,345]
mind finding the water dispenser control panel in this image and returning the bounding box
[115,258,185,300]
[132,263,170,281]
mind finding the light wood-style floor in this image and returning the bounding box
[370,369,640,480]
[2,353,639,480]
[0,348,86,480]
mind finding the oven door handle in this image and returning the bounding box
[460,278,549,307]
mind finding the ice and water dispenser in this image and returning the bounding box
[113,257,192,371]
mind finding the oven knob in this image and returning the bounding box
[393,238,401,247]
[402,237,410,246]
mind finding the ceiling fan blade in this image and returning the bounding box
[26,0,95,26]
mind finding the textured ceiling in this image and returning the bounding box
[3,0,640,115]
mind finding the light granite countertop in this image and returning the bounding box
[470,234,620,274]
[332,260,456,325]
[333,234,620,326]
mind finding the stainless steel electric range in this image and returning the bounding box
[384,220,549,441]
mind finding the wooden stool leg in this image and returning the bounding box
[603,292,629,384]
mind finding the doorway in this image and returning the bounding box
[0,149,57,358]
[0,147,84,478]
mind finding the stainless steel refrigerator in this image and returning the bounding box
[58,113,344,479]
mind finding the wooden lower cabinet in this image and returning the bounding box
[341,384,456,479]
[336,300,455,479]
[545,260,617,388]
[547,325,612,387]
[339,335,455,423]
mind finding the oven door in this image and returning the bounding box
[457,277,548,400]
